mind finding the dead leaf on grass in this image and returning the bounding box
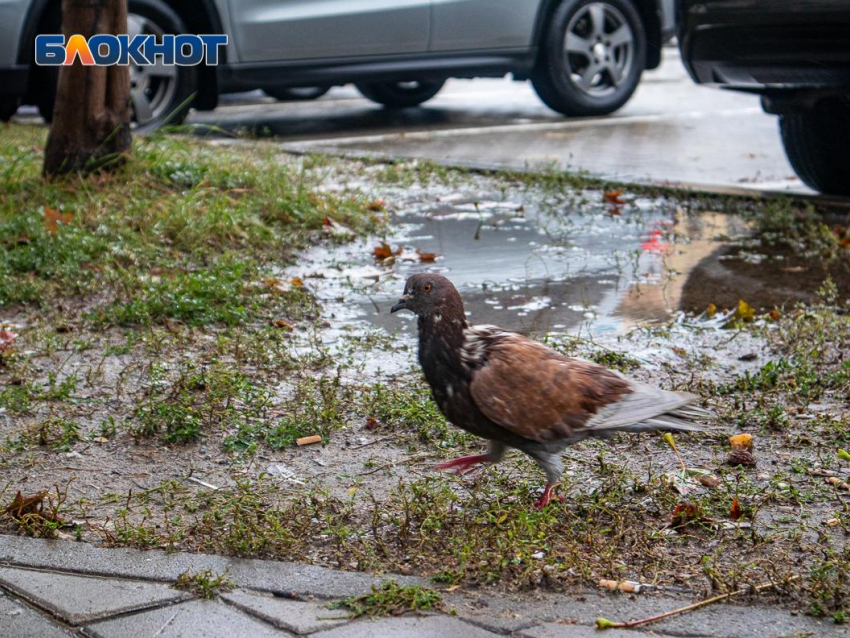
[729,497,743,521]
[43,206,73,234]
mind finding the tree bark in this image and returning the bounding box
[43,0,131,178]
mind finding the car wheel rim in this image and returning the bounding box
[127,13,178,127]
[563,2,634,98]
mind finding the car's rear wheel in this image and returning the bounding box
[264,86,330,101]
[36,0,197,131]
[779,98,850,196]
[532,0,645,116]
[355,80,445,108]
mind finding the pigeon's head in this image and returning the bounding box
[391,274,463,319]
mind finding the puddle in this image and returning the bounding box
[285,174,849,371]
[290,186,752,343]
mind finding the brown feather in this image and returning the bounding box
[469,333,631,443]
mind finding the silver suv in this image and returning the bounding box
[0,0,675,130]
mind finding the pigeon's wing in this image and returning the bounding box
[468,332,700,443]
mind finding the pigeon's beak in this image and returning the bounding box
[390,294,411,314]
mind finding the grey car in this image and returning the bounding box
[0,0,675,130]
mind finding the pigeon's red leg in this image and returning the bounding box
[434,454,490,475]
[534,483,566,509]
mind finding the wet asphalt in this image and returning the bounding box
[190,47,808,197]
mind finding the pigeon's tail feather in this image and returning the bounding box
[585,381,711,436]
[617,414,705,434]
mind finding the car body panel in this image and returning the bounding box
[679,0,850,90]
[226,0,431,62]
[0,0,30,66]
[429,0,540,51]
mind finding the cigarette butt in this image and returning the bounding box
[827,477,850,490]
[598,579,642,593]
[296,435,322,446]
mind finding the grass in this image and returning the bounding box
[174,568,235,599]
[0,124,383,322]
[133,361,271,444]
[332,581,443,618]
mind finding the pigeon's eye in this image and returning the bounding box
[423,283,432,293]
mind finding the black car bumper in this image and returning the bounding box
[0,65,28,97]
[679,1,850,91]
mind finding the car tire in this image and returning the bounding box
[264,86,330,101]
[35,0,197,131]
[0,97,19,122]
[779,98,850,196]
[355,80,445,108]
[531,0,646,116]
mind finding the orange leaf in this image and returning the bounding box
[366,198,386,212]
[729,497,743,521]
[603,190,624,205]
[729,433,753,451]
[271,318,293,331]
[416,249,437,263]
[43,206,72,234]
[769,309,781,321]
[290,277,304,288]
[373,241,401,261]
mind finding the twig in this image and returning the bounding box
[595,575,798,630]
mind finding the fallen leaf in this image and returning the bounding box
[43,206,72,233]
[365,417,379,430]
[270,318,293,331]
[5,490,48,521]
[729,497,743,521]
[671,502,703,529]
[769,309,781,321]
[289,277,304,288]
[729,434,753,451]
[373,241,401,261]
[0,328,18,353]
[415,249,437,263]
[603,190,624,205]
[727,449,756,467]
[366,198,386,212]
[695,474,722,488]
[736,299,755,322]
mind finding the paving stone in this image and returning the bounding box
[0,535,426,599]
[223,590,350,634]
[85,599,287,638]
[310,615,498,638]
[518,622,675,638]
[0,566,188,626]
[462,615,539,634]
[0,590,74,637]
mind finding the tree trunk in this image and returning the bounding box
[43,0,131,178]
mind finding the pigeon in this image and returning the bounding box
[391,274,708,508]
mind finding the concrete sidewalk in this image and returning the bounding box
[0,535,841,638]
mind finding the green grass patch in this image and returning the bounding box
[0,124,382,324]
[332,581,443,618]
